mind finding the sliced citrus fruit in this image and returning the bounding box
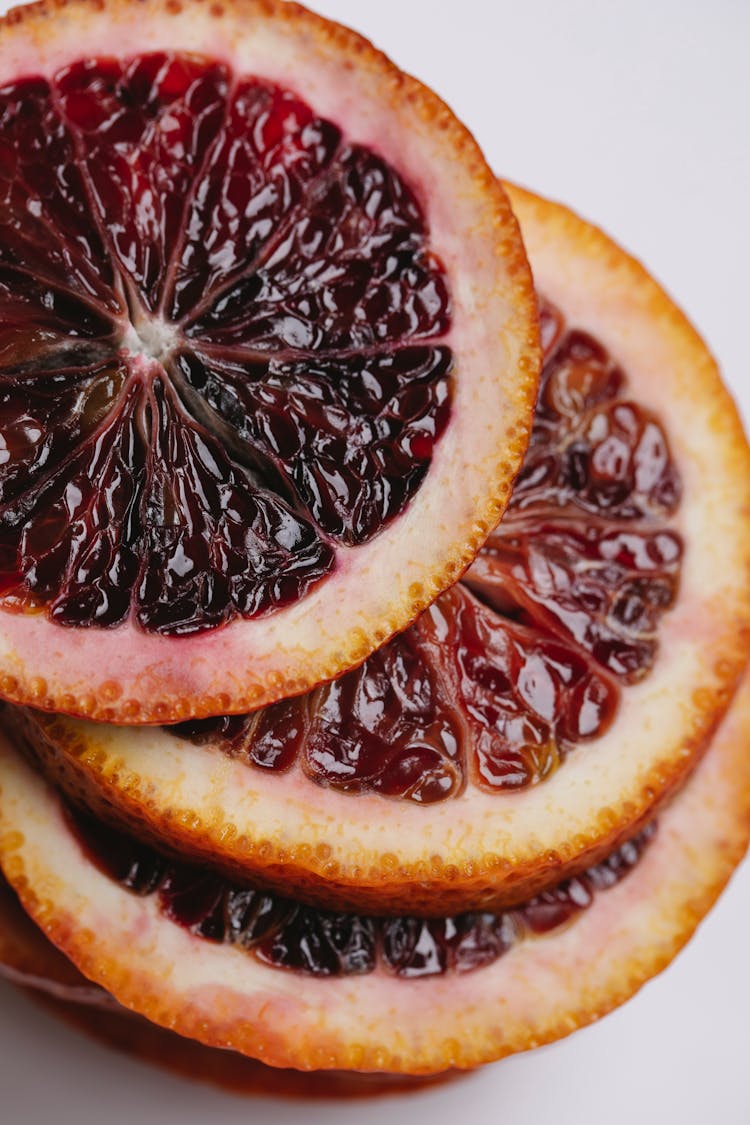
[18,183,750,914]
[0,882,453,1099]
[1,673,748,1075]
[0,0,538,723]
[0,877,457,1097]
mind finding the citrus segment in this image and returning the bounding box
[0,0,539,720]
[137,374,334,633]
[466,303,684,682]
[183,143,450,351]
[0,372,143,626]
[166,76,340,323]
[172,343,453,544]
[0,76,120,312]
[0,355,122,507]
[0,272,117,372]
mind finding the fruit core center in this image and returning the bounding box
[121,316,178,364]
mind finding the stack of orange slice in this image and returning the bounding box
[0,0,748,1089]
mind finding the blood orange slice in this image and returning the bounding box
[0,0,538,723]
[1,674,748,1075]
[0,882,453,1099]
[18,184,750,914]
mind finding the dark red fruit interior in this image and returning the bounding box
[66,800,656,979]
[174,300,682,794]
[0,53,452,634]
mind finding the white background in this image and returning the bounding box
[0,0,748,1121]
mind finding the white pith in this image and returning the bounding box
[0,674,748,1073]
[120,316,179,364]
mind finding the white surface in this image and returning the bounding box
[0,0,748,1121]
